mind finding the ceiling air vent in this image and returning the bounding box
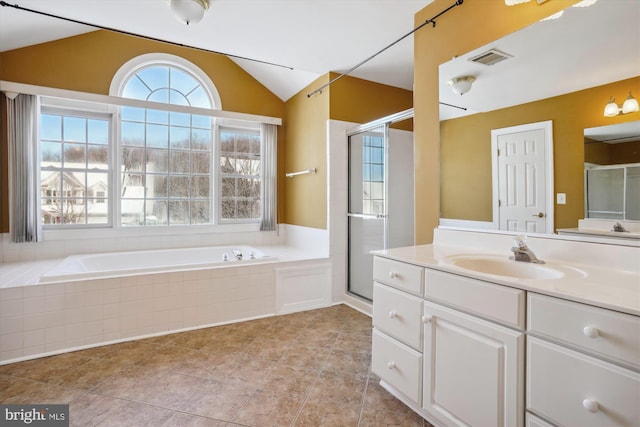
[468,49,513,66]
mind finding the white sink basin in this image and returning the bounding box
[445,255,565,279]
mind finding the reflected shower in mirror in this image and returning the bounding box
[584,121,640,221]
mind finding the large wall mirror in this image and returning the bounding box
[438,0,640,235]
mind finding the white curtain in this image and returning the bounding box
[7,94,41,243]
[260,123,277,231]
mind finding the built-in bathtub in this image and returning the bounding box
[0,239,332,364]
[39,245,274,283]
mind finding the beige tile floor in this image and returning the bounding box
[0,304,433,426]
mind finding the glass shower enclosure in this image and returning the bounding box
[347,111,414,301]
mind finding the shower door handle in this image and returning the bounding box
[347,213,388,219]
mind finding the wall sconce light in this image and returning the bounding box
[604,92,640,117]
[169,0,210,25]
[448,76,475,96]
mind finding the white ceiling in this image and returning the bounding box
[439,0,640,120]
[0,0,432,101]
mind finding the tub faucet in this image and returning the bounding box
[510,235,544,264]
[612,222,629,233]
[232,249,243,260]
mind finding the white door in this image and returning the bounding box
[492,121,553,233]
[423,301,525,427]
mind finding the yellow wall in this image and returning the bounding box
[584,140,640,165]
[283,75,331,228]
[329,74,413,131]
[283,73,414,229]
[414,0,580,243]
[440,77,640,229]
[0,30,285,232]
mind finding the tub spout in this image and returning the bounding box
[232,249,243,260]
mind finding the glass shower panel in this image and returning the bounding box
[348,127,386,301]
[348,216,384,300]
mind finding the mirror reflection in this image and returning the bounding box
[584,121,640,221]
[438,0,640,234]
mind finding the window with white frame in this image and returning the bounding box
[40,110,111,226]
[37,54,273,231]
[119,63,216,226]
[219,125,261,221]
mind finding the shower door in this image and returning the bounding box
[347,114,414,301]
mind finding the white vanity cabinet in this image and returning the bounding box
[526,293,640,427]
[371,252,640,427]
[422,270,525,427]
[371,256,525,427]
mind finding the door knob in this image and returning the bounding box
[531,212,544,218]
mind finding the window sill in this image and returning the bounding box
[42,223,262,241]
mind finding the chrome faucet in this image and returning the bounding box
[232,249,243,260]
[612,222,629,233]
[510,235,544,264]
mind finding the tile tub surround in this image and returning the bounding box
[0,305,433,427]
[0,257,333,364]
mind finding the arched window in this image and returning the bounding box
[111,54,238,227]
[111,53,221,108]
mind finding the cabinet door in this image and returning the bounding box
[423,301,524,427]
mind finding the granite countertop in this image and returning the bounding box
[372,244,640,317]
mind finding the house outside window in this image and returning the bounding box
[40,111,110,226]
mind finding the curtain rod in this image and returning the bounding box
[0,1,294,70]
[306,0,464,98]
[439,102,467,111]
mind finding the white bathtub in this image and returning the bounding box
[39,245,274,283]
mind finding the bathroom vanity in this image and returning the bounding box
[371,228,640,427]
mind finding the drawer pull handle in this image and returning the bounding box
[387,361,396,370]
[583,326,599,338]
[388,311,397,319]
[388,271,399,279]
[422,315,432,323]
[582,399,599,413]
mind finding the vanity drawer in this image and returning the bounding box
[527,337,640,427]
[424,268,525,329]
[373,282,423,350]
[372,328,422,405]
[373,257,424,296]
[528,293,640,369]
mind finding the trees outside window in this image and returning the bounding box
[40,56,265,229]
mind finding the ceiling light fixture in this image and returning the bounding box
[170,0,210,25]
[604,92,640,117]
[448,76,475,96]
